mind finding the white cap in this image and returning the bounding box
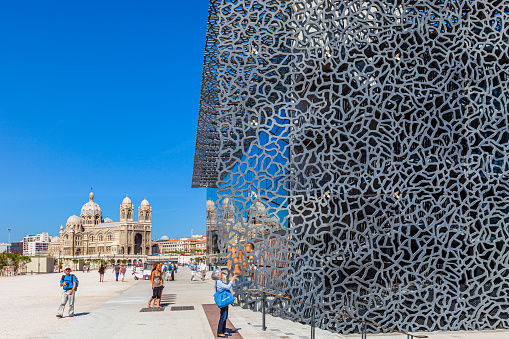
[64,266,71,271]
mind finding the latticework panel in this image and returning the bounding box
[193,0,509,334]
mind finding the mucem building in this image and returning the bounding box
[192,0,509,334]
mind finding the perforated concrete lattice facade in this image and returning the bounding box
[192,0,509,334]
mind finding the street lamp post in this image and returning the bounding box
[7,228,12,252]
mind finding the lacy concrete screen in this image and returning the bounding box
[193,0,509,333]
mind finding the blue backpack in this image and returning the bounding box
[214,281,234,308]
[61,274,79,292]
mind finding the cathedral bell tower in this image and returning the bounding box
[120,195,134,221]
[138,198,152,222]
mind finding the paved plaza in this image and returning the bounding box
[2,267,509,339]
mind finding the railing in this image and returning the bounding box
[244,288,428,339]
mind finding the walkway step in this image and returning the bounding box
[203,304,243,339]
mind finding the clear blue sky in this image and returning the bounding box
[0,1,210,243]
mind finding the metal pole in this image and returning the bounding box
[262,293,266,331]
[311,307,316,339]
[362,322,367,339]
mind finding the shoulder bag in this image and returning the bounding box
[214,281,235,308]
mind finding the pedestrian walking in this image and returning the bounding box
[200,261,207,281]
[87,265,90,273]
[113,264,120,281]
[57,266,77,318]
[211,269,237,338]
[148,263,164,308]
[166,263,172,281]
[120,264,126,282]
[99,264,105,282]
[191,261,198,281]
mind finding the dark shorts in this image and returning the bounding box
[152,286,163,299]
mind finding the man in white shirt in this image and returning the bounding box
[200,261,208,281]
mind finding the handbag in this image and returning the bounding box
[214,281,235,308]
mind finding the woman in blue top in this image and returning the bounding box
[211,269,237,338]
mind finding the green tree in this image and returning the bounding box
[0,253,8,269]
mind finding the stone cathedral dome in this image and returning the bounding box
[206,200,215,210]
[140,198,150,209]
[81,190,102,216]
[67,214,81,225]
[122,195,132,207]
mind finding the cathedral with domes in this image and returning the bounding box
[59,191,152,258]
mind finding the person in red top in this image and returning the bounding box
[120,264,127,282]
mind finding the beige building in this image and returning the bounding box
[153,235,206,254]
[155,237,183,253]
[59,191,152,259]
[196,239,206,253]
[206,200,218,256]
[48,236,60,258]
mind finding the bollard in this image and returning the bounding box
[262,293,266,331]
[311,307,316,339]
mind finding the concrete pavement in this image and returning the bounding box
[3,267,509,339]
[0,268,141,338]
[42,267,509,339]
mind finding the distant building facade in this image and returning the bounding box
[48,236,60,258]
[152,235,206,255]
[196,239,206,253]
[10,241,23,255]
[27,242,49,256]
[206,199,219,263]
[153,237,183,254]
[0,243,10,253]
[23,233,51,256]
[59,191,152,258]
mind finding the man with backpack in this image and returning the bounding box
[57,266,78,318]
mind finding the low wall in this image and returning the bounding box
[26,256,54,274]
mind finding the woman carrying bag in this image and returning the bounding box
[211,269,237,338]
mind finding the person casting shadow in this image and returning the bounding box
[211,269,237,338]
[148,263,164,308]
